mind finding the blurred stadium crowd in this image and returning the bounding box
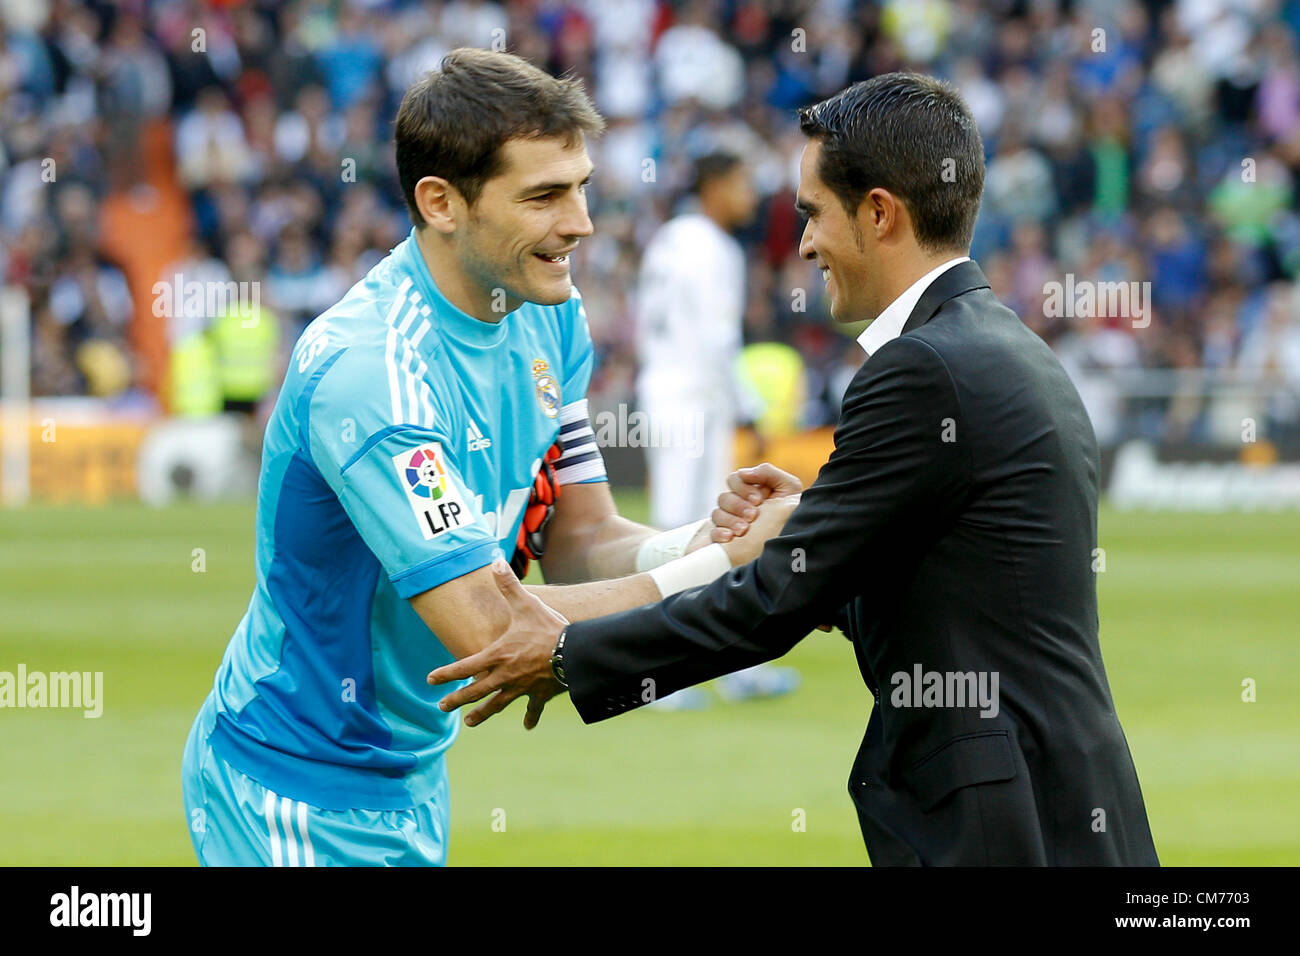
[3,0,1300,447]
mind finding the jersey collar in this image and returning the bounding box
[397,227,511,349]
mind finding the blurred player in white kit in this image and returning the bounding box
[635,151,798,706]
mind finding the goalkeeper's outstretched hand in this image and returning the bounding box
[428,559,568,730]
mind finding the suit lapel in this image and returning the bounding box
[900,260,991,336]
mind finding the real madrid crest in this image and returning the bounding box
[532,357,560,418]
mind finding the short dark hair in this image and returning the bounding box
[395,48,605,224]
[798,73,985,253]
[689,151,743,195]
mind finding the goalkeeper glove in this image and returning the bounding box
[510,439,564,579]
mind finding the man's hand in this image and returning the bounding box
[719,492,800,565]
[427,560,569,730]
[711,463,803,543]
[712,466,833,630]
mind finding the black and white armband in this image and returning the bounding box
[554,399,607,484]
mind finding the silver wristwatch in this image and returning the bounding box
[550,627,569,688]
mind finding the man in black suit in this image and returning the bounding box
[429,73,1159,866]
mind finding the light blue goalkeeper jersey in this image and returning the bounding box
[198,228,606,811]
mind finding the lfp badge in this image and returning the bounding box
[532,358,560,419]
[403,445,448,498]
[392,443,471,539]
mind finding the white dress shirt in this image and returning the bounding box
[857,256,970,356]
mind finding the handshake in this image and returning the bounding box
[691,462,804,565]
[427,462,805,729]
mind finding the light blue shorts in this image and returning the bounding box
[181,706,450,867]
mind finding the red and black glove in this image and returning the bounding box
[511,440,564,579]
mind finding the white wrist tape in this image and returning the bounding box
[647,543,732,598]
[635,519,711,572]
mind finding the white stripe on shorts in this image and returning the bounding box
[281,796,299,867]
[297,800,315,867]
[264,791,318,867]
[263,790,282,867]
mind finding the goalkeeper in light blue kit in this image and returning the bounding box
[181,49,796,866]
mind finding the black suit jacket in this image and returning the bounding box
[564,260,1159,866]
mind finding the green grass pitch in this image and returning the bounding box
[1,492,1297,865]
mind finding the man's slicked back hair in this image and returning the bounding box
[798,72,985,253]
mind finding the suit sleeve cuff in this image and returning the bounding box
[563,618,648,724]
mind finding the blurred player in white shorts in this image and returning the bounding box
[635,152,799,707]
